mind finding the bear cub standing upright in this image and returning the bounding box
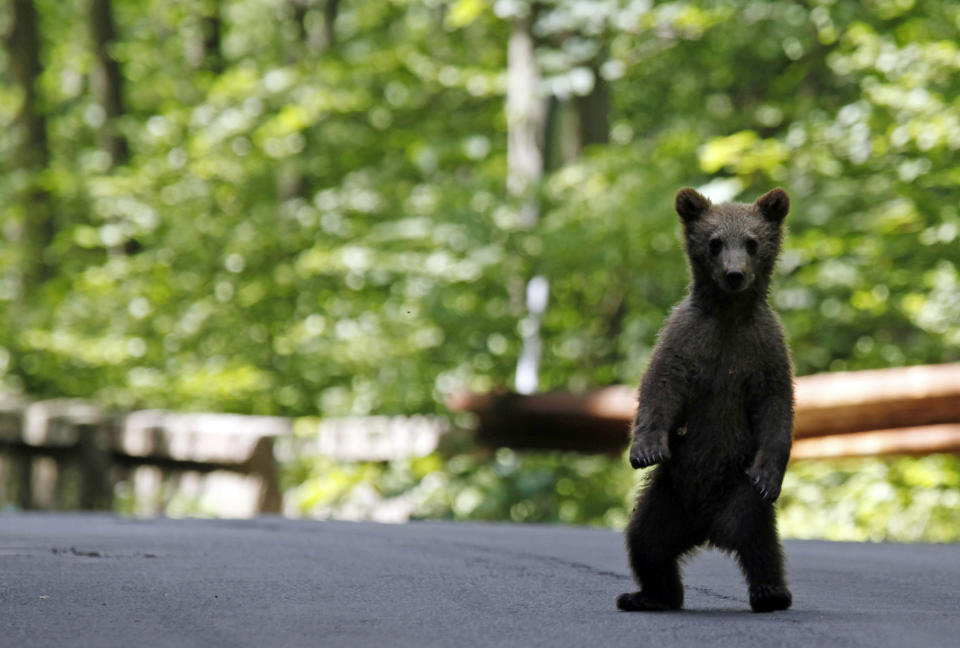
[617,187,794,614]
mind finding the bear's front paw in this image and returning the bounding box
[745,462,783,502]
[628,430,670,470]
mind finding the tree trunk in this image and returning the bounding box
[292,0,310,46]
[202,3,222,73]
[5,0,54,288]
[188,0,223,73]
[6,0,48,171]
[506,14,548,394]
[321,0,340,51]
[89,0,129,166]
[575,66,609,150]
[292,0,338,52]
[506,16,544,209]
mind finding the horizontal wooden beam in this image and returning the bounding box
[790,423,960,461]
[793,363,960,438]
[447,363,960,456]
[446,385,635,422]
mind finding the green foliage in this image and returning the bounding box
[283,448,960,542]
[2,0,957,412]
[3,0,517,415]
[780,456,960,543]
[284,446,635,527]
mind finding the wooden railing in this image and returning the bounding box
[0,398,449,515]
[446,363,960,461]
[0,397,286,514]
[2,363,956,514]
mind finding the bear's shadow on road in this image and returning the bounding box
[612,607,843,624]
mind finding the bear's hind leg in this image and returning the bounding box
[709,484,791,613]
[618,477,704,612]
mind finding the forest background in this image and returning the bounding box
[2,0,959,540]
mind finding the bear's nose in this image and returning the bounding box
[724,271,744,289]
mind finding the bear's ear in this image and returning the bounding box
[756,188,789,223]
[675,188,711,223]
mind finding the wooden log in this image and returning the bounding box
[790,423,960,461]
[448,388,633,454]
[447,363,960,455]
[793,363,960,438]
[446,385,635,423]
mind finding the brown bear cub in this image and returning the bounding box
[617,187,794,614]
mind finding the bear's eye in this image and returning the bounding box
[746,238,758,255]
[709,238,723,255]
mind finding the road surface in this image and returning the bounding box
[0,514,957,647]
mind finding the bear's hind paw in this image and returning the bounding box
[749,584,792,613]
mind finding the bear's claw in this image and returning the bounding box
[629,448,668,469]
[628,428,671,470]
[746,464,782,502]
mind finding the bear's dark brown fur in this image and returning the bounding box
[617,187,794,613]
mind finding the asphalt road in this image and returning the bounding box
[0,514,958,647]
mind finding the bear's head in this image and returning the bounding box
[674,187,789,297]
